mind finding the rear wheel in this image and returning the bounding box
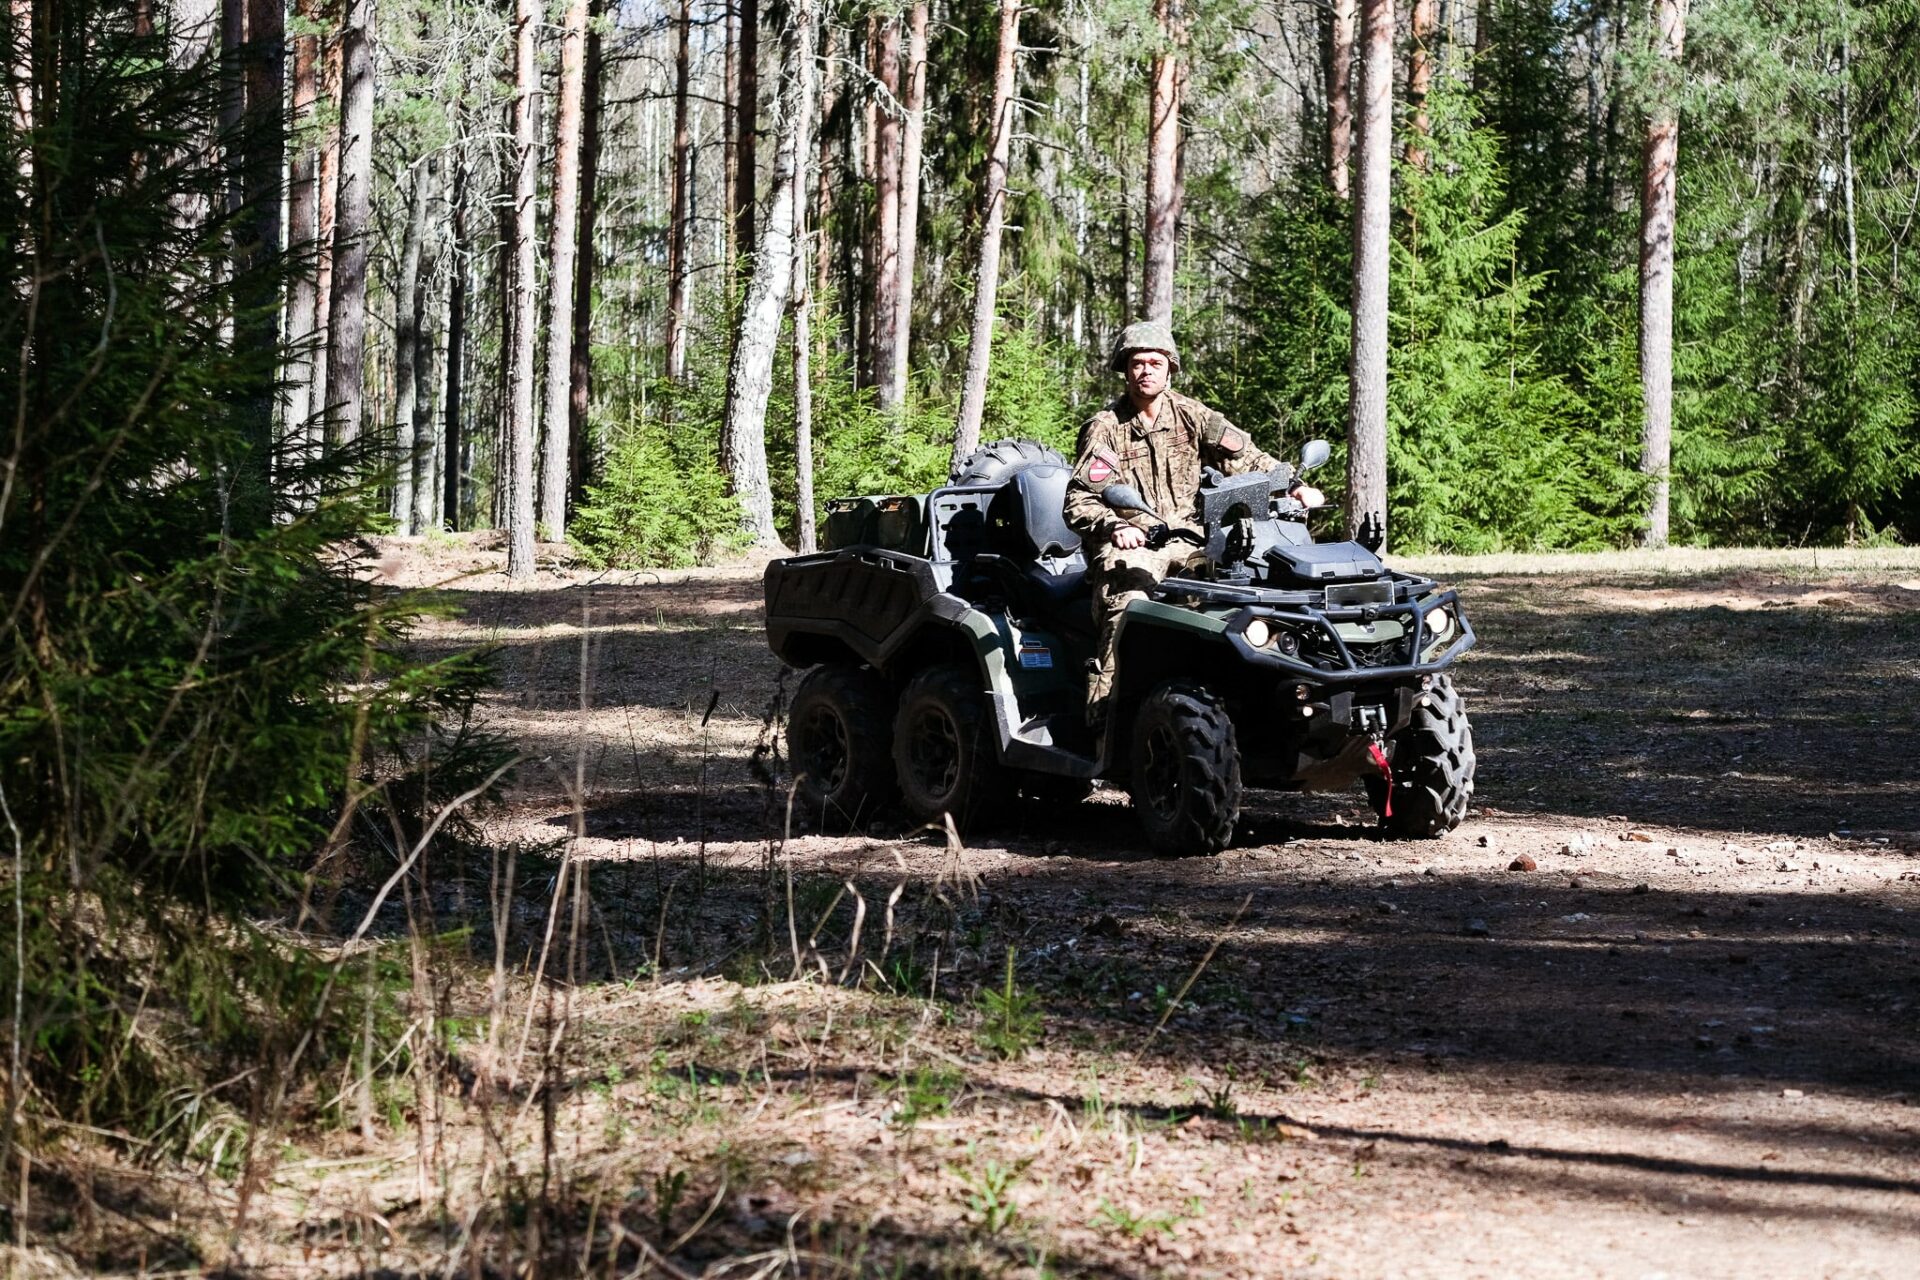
[1367,675,1475,837]
[892,666,1012,832]
[1128,683,1241,856]
[789,665,896,829]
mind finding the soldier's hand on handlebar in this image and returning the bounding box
[1111,524,1149,550]
[1291,484,1326,509]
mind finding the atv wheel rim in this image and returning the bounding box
[904,707,962,802]
[799,707,850,792]
[1139,723,1184,821]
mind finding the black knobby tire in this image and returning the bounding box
[788,665,897,829]
[892,665,1012,832]
[1367,674,1476,838]
[949,439,1070,487]
[1127,682,1242,856]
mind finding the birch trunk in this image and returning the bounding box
[1142,0,1181,320]
[1346,0,1392,549]
[506,0,540,579]
[1637,0,1685,549]
[719,0,813,548]
[539,0,589,538]
[952,0,1020,465]
[885,0,927,412]
[324,0,375,449]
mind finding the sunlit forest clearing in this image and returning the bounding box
[5,0,1919,1275]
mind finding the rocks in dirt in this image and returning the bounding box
[1781,1088,1805,1100]
[1559,912,1590,923]
[1624,830,1654,842]
[1631,882,1652,895]
[1464,918,1490,937]
[1695,1035,1715,1050]
[1376,900,1399,915]
[1477,835,1491,847]
[1508,855,1537,872]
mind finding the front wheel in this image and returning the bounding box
[892,666,1012,832]
[1367,674,1476,837]
[1128,683,1241,856]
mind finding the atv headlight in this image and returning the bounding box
[1427,606,1453,640]
[1244,618,1273,648]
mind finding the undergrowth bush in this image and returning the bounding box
[0,1,510,1181]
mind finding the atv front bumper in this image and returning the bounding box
[1188,586,1476,687]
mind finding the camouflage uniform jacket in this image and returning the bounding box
[1062,391,1288,545]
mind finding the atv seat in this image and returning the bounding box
[977,466,1092,630]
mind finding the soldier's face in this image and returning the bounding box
[1126,351,1171,401]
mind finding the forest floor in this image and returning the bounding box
[68,538,1918,1279]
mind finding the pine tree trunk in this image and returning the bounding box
[506,0,540,579]
[1329,0,1355,199]
[870,13,902,410]
[1346,0,1392,549]
[569,0,602,508]
[720,0,813,548]
[953,0,1020,465]
[285,0,321,462]
[1472,0,1490,88]
[391,160,431,531]
[813,20,837,305]
[1142,0,1181,320]
[1638,0,1685,550]
[886,0,927,412]
[540,0,588,539]
[723,0,737,270]
[325,0,375,449]
[412,217,439,533]
[735,0,758,273]
[309,33,340,436]
[666,0,692,382]
[1407,0,1434,170]
[444,154,468,531]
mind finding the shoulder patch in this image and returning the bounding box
[1086,454,1116,484]
[1220,427,1246,453]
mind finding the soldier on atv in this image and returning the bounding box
[1064,319,1326,726]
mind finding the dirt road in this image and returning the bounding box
[387,541,1920,1279]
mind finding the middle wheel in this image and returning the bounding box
[892,665,1012,832]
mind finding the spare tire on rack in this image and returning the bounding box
[949,439,1070,487]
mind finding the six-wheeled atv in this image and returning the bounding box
[764,439,1477,855]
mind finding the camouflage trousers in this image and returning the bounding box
[1085,540,1206,724]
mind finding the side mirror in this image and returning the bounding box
[1101,483,1159,518]
[1299,439,1332,473]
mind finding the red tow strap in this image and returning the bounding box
[1367,741,1393,817]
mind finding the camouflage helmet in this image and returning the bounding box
[1108,318,1182,374]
